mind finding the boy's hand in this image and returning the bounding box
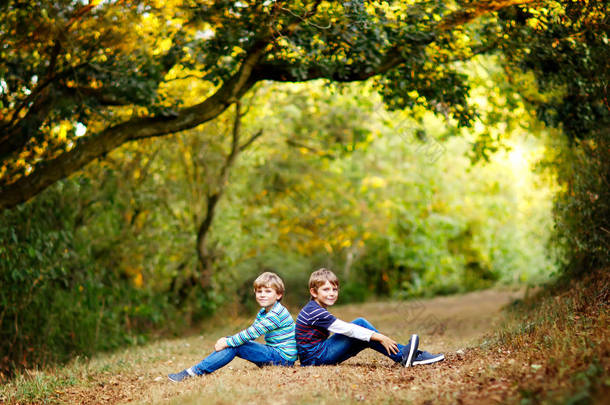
[214,337,228,351]
[371,333,399,355]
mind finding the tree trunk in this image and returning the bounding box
[196,193,220,289]
[185,102,261,291]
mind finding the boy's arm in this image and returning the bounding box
[327,319,374,341]
[225,314,280,347]
[328,319,398,355]
[370,333,399,355]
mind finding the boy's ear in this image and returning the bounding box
[309,287,317,298]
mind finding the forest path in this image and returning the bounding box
[58,288,525,404]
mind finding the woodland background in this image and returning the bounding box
[0,0,608,383]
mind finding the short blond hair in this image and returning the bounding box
[253,272,285,299]
[309,268,339,291]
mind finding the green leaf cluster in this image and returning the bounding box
[496,0,610,275]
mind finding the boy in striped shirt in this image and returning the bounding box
[296,268,444,367]
[168,272,297,382]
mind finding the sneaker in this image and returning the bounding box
[401,334,419,367]
[168,369,191,382]
[411,350,445,366]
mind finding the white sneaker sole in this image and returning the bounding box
[403,334,419,367]
[412,353,445,366]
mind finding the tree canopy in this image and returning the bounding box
[0,0,536,210]
[3,0,608,378]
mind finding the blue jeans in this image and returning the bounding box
[303,317,406,366]
[191,341,294,375]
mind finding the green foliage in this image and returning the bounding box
[3,0,525,210]
[0,0,168,163]
[499,0,609,141]
[550,133,610,275]
[0,176,173,380]
[378,60,475,128]
[496,0,610,275]
[343,121,554,298]
[209,81,555,302]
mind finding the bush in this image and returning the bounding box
[0,179,168,380]
[552,132,610,276]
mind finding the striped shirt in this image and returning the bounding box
[226,301,297,362]
[295,300,337,363]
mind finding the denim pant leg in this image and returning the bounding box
[191,347,239,375]
[315,317,405,365]
[351,318,405,363]
[315,331,367,365]
[191,341,291,375]
[234,341,292,367]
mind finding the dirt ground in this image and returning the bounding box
[55,288,525,404]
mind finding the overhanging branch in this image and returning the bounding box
[0,0,539,211]
[0,42,268,210]
[438,0,536,30]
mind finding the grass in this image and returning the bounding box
[490,269,610,404]
[1,277,608,404]
[0,371,73,404]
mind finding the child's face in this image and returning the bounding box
[310,280,338,308]
[255,285,282,311]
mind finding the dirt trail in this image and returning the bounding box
[57,288,524,404]
[333,288,524,353]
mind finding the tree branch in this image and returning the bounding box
[0,0,538,211]
[239,129,263,152]
[0,41,268,210]
[286,139,335,159]
[437,0,537,30]
[219,102,243,182]
[60,85,134,106]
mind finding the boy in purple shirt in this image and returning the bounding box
[296,268,444,367]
